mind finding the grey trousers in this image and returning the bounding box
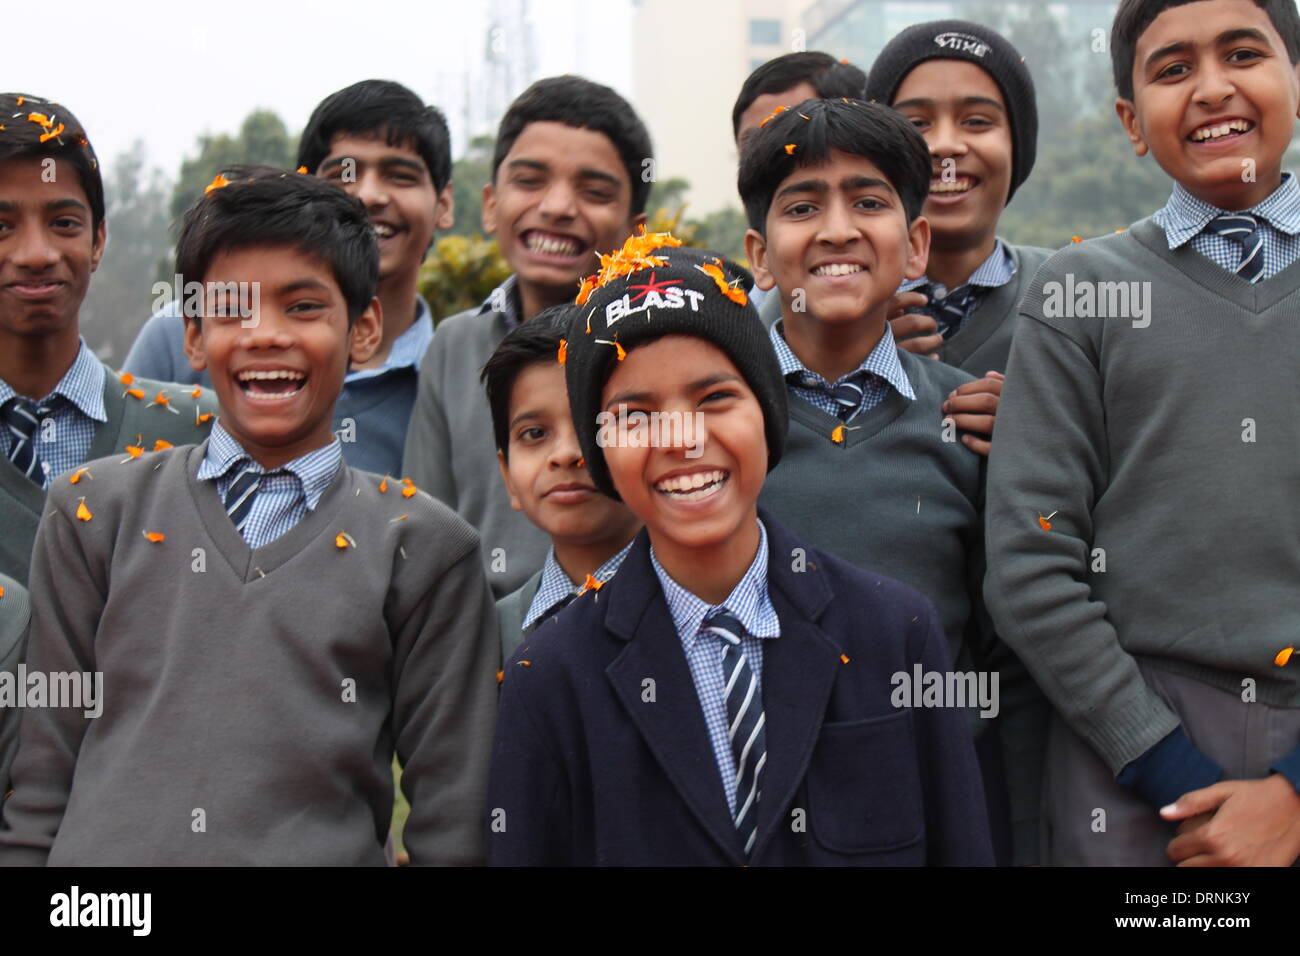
[1042,662,1300,866]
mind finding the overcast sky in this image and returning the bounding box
[8,0,633,181]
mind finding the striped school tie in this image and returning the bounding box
[2,397,54,484]
[918,282,984,339]
[788,371,868,421]
[1207,213,1265,283]
[702,608,767,858]
[223,463,264,534]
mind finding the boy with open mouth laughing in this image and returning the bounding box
[0,168,498,865]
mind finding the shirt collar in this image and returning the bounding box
[0,339,107,421]
[197,420,343,510]
[769,319,916,401]
[522,539,635,631]
[1155,171,1300,249]
[649,519,779,652]
[898,237,1016,296]
[477,274,524,331]
[344,295,434,384]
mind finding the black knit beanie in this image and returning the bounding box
[564,236,788,501]
[864,20,1037,203]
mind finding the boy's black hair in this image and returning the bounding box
[1111,0,1300,100]
[737,97,932,234]
[482,304,574,459]
[297,80,452,191]
[731,52,867,139]
[175,165,378,325]
[492,76,654,216]
[0,93,104,233]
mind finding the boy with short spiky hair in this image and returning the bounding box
[0,168,497,865]
[487,238,991,866]
[0,93,217,587]
[124,79,452,477]
[404,75,653,597]
[986,0,1300,865]
[738,97,1044,864]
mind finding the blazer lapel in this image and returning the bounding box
[603,533,746,864]
[750,512,842,859]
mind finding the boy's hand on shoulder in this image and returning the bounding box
[1162,775,1300,866]
[888,292,943,358]
[943,371,1003,457]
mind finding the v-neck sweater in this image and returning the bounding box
[985,216,1300,774]
[0,441,499,865]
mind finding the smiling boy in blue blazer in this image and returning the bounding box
[486,238,993,866]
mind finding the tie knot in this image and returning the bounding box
[1208,212,1259,235]
[702,608,747,645]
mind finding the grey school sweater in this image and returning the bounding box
[0,363,218,587]
[985,216,1300,776]
[759,346,1047,862]
[403,306,549,597]
[0,442,499,865]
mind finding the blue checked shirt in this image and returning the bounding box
[344,296,434,386]
[523,540,634,632]
[477,274,524,331]
[0,339,106,488]
[770,320,915,422]
[650,520,780,815]
[1152,172,1300,279]
[899,237,1017,330]
[197,421,343,549]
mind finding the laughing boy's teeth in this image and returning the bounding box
[373,223,397,238]
[655,469,728,500]
[238,370,305,382]
[930,178,973,193]
[527,233,581,256]
[1190,119,1252,141]
[237,369,306,399]
[812,263,863,276]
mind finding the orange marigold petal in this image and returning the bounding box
[335,532,355,549]
[190,386,203,398]
[153,439,173,451]
[401,484,418,498]
[69,467,90,484]
[1276,646,1295,667]
[75,499,92,522]
[496,669,504,684]
[126,387,145,400]
[39,123,65,143]
[119,371,135,386]
[557,339,567,364]
[297,166,308,174]
[205,173,230,195]
[841,653,850,664]
[196,412,214,424]
[1071,236,1083,243]
[143,531,165,543]
[125,445,144,458]
[784,143,797,155]
[831,424,846,444]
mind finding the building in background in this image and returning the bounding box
[632,0,814,216]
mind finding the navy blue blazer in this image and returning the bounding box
[487,512,994,866]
